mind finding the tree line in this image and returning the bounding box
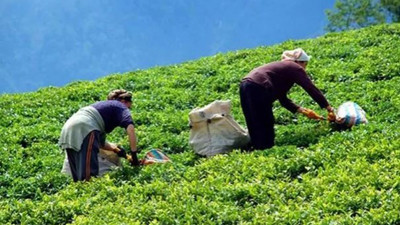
[326,0,400,31]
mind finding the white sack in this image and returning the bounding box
[189,100,250,157]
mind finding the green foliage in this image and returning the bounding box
[324,0,400,31]
[325,0,386,32]
[1,23,400,224]
[326,0,400,31]
[381,0,400,22]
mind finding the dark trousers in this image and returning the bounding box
[240,81,275,150]
[66,131,100,182]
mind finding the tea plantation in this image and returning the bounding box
[1,23,400,224]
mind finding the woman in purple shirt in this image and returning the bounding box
[240,48,336,150]
[59,89,140,182]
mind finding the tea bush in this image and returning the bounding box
[1,23,400,224]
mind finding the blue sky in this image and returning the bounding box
[0,0,335,94]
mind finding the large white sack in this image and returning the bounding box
[189,100,250,157]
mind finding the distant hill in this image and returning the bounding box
[1,23,400,224]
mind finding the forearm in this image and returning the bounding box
[279,96,299,113]
[297,107,304,113]
[297,74,329,109]
[326,105,334,112]
[126,124,137,152]
[101,142,118,152]
[126,124,141,166]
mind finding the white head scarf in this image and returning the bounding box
[281,48,311,62]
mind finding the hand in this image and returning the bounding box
[130,151,141,166]
[299,107,324,120]
[327,111,336,122]
[115,146,127,158]
[326,106,336,122]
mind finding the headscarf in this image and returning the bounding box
[281,48,311,62]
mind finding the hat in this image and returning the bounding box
[281,48,311,62]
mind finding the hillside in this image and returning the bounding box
[1,23,400,224]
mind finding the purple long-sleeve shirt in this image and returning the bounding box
[91,100,134,133]
[242,61,329,113]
